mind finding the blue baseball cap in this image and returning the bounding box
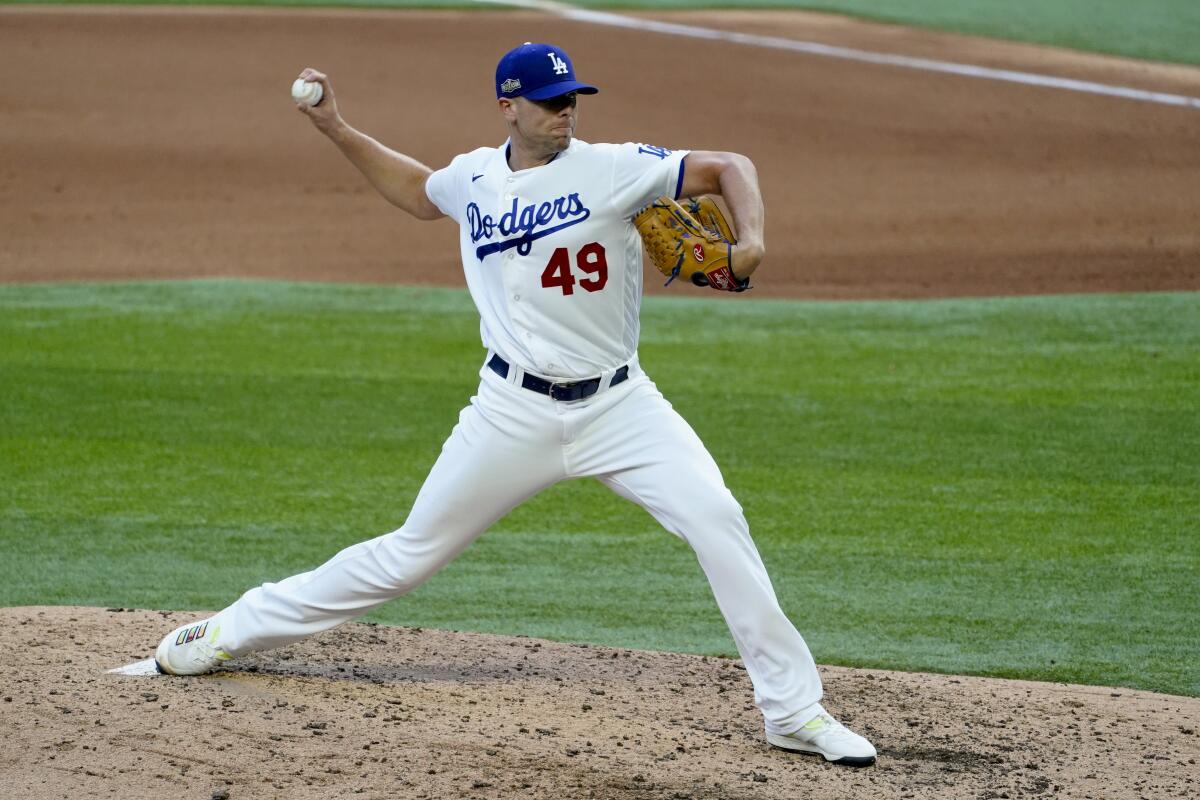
[495,42,599,101]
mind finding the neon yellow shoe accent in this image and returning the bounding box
[156,618,233,675]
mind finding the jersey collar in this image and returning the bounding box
[501,138,576,174]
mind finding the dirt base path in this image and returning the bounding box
[2,6,1199,298]
[2,607,1197,800]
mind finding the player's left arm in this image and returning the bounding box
[678,151,765,278]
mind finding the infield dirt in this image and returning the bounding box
[1,7,1198,800]
[2,6,1199,297]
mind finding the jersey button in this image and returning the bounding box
[513,294,520,301]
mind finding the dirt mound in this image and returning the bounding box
[2,606,1196,799]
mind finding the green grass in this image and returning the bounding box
[588,0,1200,66]
[2,281,1198,697]
[9,0,1200,66]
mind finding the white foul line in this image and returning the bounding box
[477,0,1200,110]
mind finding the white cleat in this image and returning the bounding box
[767,705,877,767]
[154,618,233,676]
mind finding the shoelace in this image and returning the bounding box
[807,714,858,741]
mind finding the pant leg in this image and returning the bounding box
[570,376,823,734]
[219,372,565,654]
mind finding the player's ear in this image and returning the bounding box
[498,98,517,122]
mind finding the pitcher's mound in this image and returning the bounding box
[3,606,1196,799]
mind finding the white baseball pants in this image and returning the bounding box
[216,357,823,735]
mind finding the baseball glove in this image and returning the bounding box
[634,196,751,292]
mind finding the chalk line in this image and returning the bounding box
[477,0,1200,110]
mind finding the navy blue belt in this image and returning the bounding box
[488,354,629,402]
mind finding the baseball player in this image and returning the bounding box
[154,43,876,767]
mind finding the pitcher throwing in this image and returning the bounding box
[154,42,877,767]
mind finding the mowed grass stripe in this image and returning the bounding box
[1,281,1197,696]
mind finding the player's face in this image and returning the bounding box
[505,92,579,154]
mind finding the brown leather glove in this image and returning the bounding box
[634,196,750,292]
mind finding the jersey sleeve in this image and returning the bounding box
[609,143,691,220]
[425,154,466,225]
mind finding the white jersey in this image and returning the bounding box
[425,138,688,381]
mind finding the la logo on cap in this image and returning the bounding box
[494,42,599,100]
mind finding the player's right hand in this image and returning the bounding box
[294,68,343,136]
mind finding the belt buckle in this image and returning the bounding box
[549,379,581,401]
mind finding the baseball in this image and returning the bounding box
[291,78,323,107]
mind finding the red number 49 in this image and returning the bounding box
[540,242,608,296]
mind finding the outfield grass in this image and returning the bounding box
[1,281,1197,696]
[9,0,1200,66]
[587,0,1200,66]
